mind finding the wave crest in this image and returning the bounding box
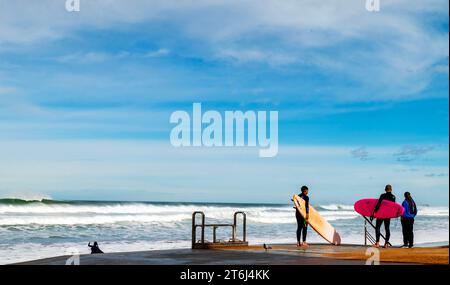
[0,199,446,226]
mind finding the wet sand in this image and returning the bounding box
[14,244,449,265]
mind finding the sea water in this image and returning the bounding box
[0,199,448,264]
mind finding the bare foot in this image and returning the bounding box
[302,242,308,247]
[384,243,390,249]
[297,242,302,247]
[373,242,380,248]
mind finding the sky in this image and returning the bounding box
[0,0,448,205]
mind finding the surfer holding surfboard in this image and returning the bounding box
[295,186,310,247]
[293,187,342,246]
[372,185,396,249]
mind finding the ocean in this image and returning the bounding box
[0,199,448,264]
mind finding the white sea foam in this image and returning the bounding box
[318,204,355,211]
[417,206,449,217]
[0,214,192,226]
[0,201,447,265]
[0,203,446,226]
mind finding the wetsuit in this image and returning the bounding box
[296,193,309,243]
[373,192,395,243]
[88,243,104,254]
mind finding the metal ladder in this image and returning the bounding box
[192,211,248,249]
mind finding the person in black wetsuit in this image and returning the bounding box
[296,185,310,247]
[372,184,396,248]
[88,241,104,254]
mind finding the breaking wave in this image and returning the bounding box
[0,199,446,226]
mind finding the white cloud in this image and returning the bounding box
[0,86,16,95]
[56,51,110,63]
[144,48,170,58]
[434,64,450,74]
[54,50,136,63]
[0,0,448,103]
[217,48,297,65]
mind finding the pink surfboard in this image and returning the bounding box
[354,199,404,219]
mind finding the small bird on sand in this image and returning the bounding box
[263,243,272,251]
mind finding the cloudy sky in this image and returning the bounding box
[0,0,448,205]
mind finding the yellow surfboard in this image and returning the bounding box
[293,194,341,245]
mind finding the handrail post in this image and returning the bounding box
[243,213,246,242]
[364,219,367,246]
[232,215,237,242]
[233,211,247,242]
[192,211,205,248]
[201,214,205,244]
[192,212,196,248]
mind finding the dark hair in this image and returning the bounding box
[404,192,417,215]
[94,242,98,246]
[385,184,392,191]
[301,186,309,192]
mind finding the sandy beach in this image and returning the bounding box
[14,243,449,265]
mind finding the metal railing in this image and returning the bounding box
[363,216,392,246]
[192,211,206,248]
[192,211,247,249]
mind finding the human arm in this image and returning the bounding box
[304,196,310,220]
[373,194,383,215]
[402,200,408,217]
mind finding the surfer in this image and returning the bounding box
[372,184,396,248]
[296,186,309,247]
[88,241,104,254]
[401,192,417,248]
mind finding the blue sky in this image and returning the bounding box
[0,0,448,205]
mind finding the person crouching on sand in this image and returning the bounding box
[296,185,310,247]
[372,184,396,248]
[401,192,418,248]
[88,241,104,254]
